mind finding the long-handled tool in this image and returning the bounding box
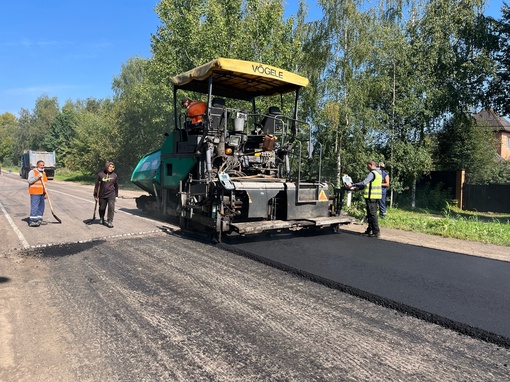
[85,182,101,225]
[40,179,62,223]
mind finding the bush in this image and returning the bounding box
[395,182,454,212]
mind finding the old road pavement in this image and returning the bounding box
[1,171,510,381]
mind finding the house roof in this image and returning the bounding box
[473,109,510,132]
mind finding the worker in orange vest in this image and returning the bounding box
[27,160,48,227]
[182,97,207,128]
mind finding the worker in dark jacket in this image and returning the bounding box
[347,160,383,238]
[93,162,118,228]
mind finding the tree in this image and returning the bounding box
[14,108,33,156]
[44,103,78,166]
[111,57,170,178]
[487,3,510,116]
[410,0,495,116]
[302,0,434,192]
[31,95,60,150]
[435,114,498,183]
[150,0,304,102]
[305,0,383,187]
[67,104,118,175]
[0,112,17,165]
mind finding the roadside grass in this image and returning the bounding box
[379,207,510,247]
[1,165,18,174]
[54,168,140,190]
[54,168,95,183]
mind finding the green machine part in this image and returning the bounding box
[131,131,198,195]
[130,149,162,194]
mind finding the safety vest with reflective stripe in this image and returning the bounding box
[28,169,48,195]
[363,170,382,200]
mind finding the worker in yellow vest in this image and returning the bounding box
[346,160,383,238]
[27,160,48,227]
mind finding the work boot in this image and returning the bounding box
[105,221,114,228]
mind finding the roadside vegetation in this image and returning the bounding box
[54,168,140,191]
[53,167,94,183]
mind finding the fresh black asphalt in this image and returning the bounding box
[221,230,510,348]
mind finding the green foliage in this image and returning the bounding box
[411,0,495,115]
[488,158,510,183]
[435,113,498,183]
[0,112,17,165]
[111,57,171,179]
[153,0,298,68]
[395,182,455,211]
[151,0,303,100]
[487,4,510,116]
[66,104,119,176]
[31,95,60,150]
[44,107,78,166]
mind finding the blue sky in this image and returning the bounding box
[0,0,506,117]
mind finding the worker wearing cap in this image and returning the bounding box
[181,98,207,127]
[378,162,390,218]
[346,160,383,238]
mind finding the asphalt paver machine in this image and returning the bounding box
[131,58,352,240]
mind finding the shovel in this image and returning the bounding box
[40,179,62,223]
[85,182,101,225]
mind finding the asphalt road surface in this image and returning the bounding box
[223,230,510,343]
[1,171,509,381]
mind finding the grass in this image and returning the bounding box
[379,207,510,247]
[1,165,18,174]
[54,168,95,183]
[54,167,140,190]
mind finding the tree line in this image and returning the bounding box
[1,0,510,199]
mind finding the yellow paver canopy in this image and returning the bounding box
[171,58,309,100]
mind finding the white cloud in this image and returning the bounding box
[1,39,70,48]
[4,84,76,95]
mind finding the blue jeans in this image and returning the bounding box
[379,187,387,217]
[30,194,45,222]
